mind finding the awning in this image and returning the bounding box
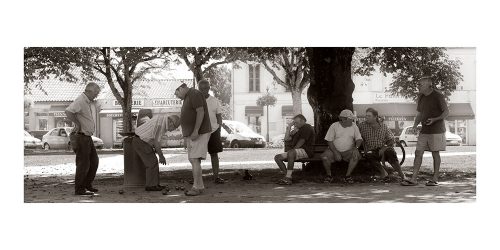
[353,103,475,120]
[282,105,294,116]
[100,109,140,118]
[245,106,263,116]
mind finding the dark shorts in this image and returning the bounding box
[364,147,399,164]
[208,127,223,154]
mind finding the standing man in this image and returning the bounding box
[65,82,101,195]
[198,79,225,184]
[402,76,449,186]
[133,109,180,191]
[175,83,212,196]
[358,108,406,180]
[274,114,315,185]
[321,109,363,184]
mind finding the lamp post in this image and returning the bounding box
[256,87,277,143]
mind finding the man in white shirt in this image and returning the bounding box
[198,79,225,184]
[133,109,180,191]
[65,82,101,195]
[321,109,363,183]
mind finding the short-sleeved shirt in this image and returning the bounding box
[205,95,222,133]
[65,93,95,136]
[324,122,362,152]
[135,115,168,147]
[290,123,315,157]
[180,88,212,137]
[417,90,448,134]
[358,121,394,151]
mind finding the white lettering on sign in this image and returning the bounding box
[152,99,183,106]
[113,100,144,107]
[374,92,408,103]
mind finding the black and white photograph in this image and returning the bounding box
[3,1,499,250]
[22,47,476,203]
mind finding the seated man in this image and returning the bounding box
[133,109,180,191]
[321,109,363,183]
[358,108,406,180]
[274,114,315,185]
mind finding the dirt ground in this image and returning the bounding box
[24,168,476,203]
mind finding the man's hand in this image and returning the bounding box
[159,155,166,165]
[352,147,361,161]
[332,149,342,162]
[72,123,81,133]
[183,138,188,149]
[425,117,439,125]
[190,131,200,141]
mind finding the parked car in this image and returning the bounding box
[42,127,104,150]
[24,130,42,149]
[398,126,462,147]
[221,120,266,148]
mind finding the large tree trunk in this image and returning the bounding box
[291,89,303,115]
[193,66,204,88]
[306,47,356,143]
[121,86,133,133]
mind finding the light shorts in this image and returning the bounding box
[416,133,446,152]
[186,133,211,159]
[321,148,361,162]
[279,148,310,161]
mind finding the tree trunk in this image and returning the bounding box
[306,47,356,143]
[121,84,133,133]
[193,66,204,88]
[291,89,303,115]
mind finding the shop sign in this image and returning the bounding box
[374,92,409,103]
[152,99,182,106]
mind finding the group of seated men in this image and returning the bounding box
[274,108,406,185]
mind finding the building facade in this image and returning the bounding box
[230,48,476,145]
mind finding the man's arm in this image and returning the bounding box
[428,108,449,125]
[294,139,305,149]
[413,112,423,129]
[216,113,222,126]
[191,107,205,140]
[65,110,81,133]
[284,123,293,141]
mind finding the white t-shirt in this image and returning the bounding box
[205,95,222,133]
[324,122,362,152]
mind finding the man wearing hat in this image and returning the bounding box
[321,109,363,183]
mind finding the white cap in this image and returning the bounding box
[339,109,356,120]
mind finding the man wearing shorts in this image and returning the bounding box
[402,76,449,186]
[274,114,315,185]
[198,79,225,184]
[175,83,212,196]
[358,108,406,180]
[321,109,363,183]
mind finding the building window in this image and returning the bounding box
[249,64,260,92]
[247,116,261,134]
[38,118,48,131]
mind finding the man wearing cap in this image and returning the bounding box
[65,82,101,195]
[133,109,180,191]
[175,83,212,196]
[321,109,363,184]
[402,76,449,186]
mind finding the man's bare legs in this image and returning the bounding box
[431,151,441,182]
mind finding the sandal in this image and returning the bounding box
[277,177,292,185]
[323,175,333,183]
[401,179,418,186]
[344,176,354,184]
[184,188,204,196]
[425,180,439,186]
[214,177,226,184]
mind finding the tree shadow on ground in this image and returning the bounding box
[24,164,475,203]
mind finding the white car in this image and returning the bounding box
[221,120,266,148]
[398,126,462,147]
[24,130,42,149]
[42,127,104,150]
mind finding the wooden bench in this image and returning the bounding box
[283,142,405,169]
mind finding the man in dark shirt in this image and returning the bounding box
[175,83,212,196]
[274,114,315,185]
[402,76,449,186]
